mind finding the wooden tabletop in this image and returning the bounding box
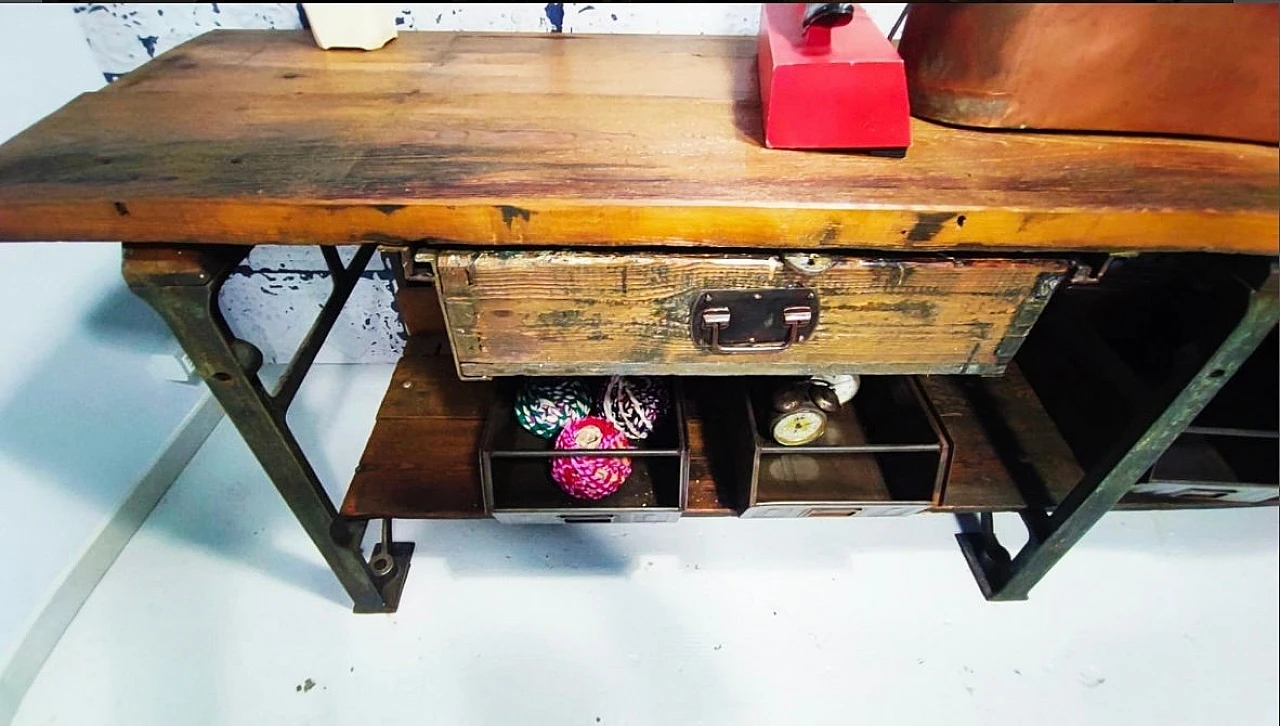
[0,30,1275,254]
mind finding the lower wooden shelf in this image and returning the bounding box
[340,338,735,518]
[339,339,483,519]
[340,336,1276,520]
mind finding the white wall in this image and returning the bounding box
[68,2,907,364]
[0,2,211,702]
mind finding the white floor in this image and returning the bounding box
[13,364,1279,726]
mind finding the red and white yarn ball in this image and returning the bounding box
[551,417,633,500]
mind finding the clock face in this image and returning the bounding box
[771,409,827,446]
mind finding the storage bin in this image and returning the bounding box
[480,378,689,523]
[734,376,949,518]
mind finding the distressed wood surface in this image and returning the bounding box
[395,283,447,338]
[0,30,1276,253]
[342,338,491,519]
[435,251,1068,377]
[920,365,1082,511]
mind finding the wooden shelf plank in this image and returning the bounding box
[922,364,1083,512]
[341,338,489,519]
[342,338,1275,520]
[684,387,738,516]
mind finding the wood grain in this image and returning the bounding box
[393,283,447,338]
[685,379,743,515]
[920,364,1083,511]
[346,419,487,519]
[341,338,490,519]
[0,30,1275,254]
[435,250,1067,377]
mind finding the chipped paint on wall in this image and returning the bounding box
[397,3,762,34]
[69,3,904,363]
[217,247,407,365]
[73,3,304,83]
[70,3,779,81]
[71,1,795,78]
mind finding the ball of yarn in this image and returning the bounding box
[514,378,592,439]
[551,417,633,500]
[599,376,669,440]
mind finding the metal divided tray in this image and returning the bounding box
[480,379,689,524]
[735,376,950,518]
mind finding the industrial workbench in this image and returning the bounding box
[0,30,1275,612]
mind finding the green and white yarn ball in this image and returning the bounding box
[514,378,593,439]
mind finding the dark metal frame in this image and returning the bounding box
[957,271,1279,600]
[124,243,1276,610]
[123,244,413,613]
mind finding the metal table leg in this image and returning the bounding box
[959,270,1279,600]
[122,244,413,613]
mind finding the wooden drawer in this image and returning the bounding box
[434,250,1068,378]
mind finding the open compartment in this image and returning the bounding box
[1133,328,1279,505]
[480,378,689,523]
[1017,255,1279,508]
[735,376,949,518]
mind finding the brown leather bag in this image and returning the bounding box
[898,3,1279,144]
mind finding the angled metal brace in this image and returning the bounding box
[960,271,1279,600]
[272,245,378,410]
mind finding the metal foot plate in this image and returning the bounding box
[956,533,1025,602]
[354,542,415,614]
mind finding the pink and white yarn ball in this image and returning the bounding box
[551,417,633,500]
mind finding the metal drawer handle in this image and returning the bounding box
[703,306,813,353]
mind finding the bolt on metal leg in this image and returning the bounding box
[365,518,414,613]
[369,519,397,577]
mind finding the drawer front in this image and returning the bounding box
[493,510,682,524]
[435,251,1068,378]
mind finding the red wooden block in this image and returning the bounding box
[757,3,911,151]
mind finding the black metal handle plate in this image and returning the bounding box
[691,288,819,354]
